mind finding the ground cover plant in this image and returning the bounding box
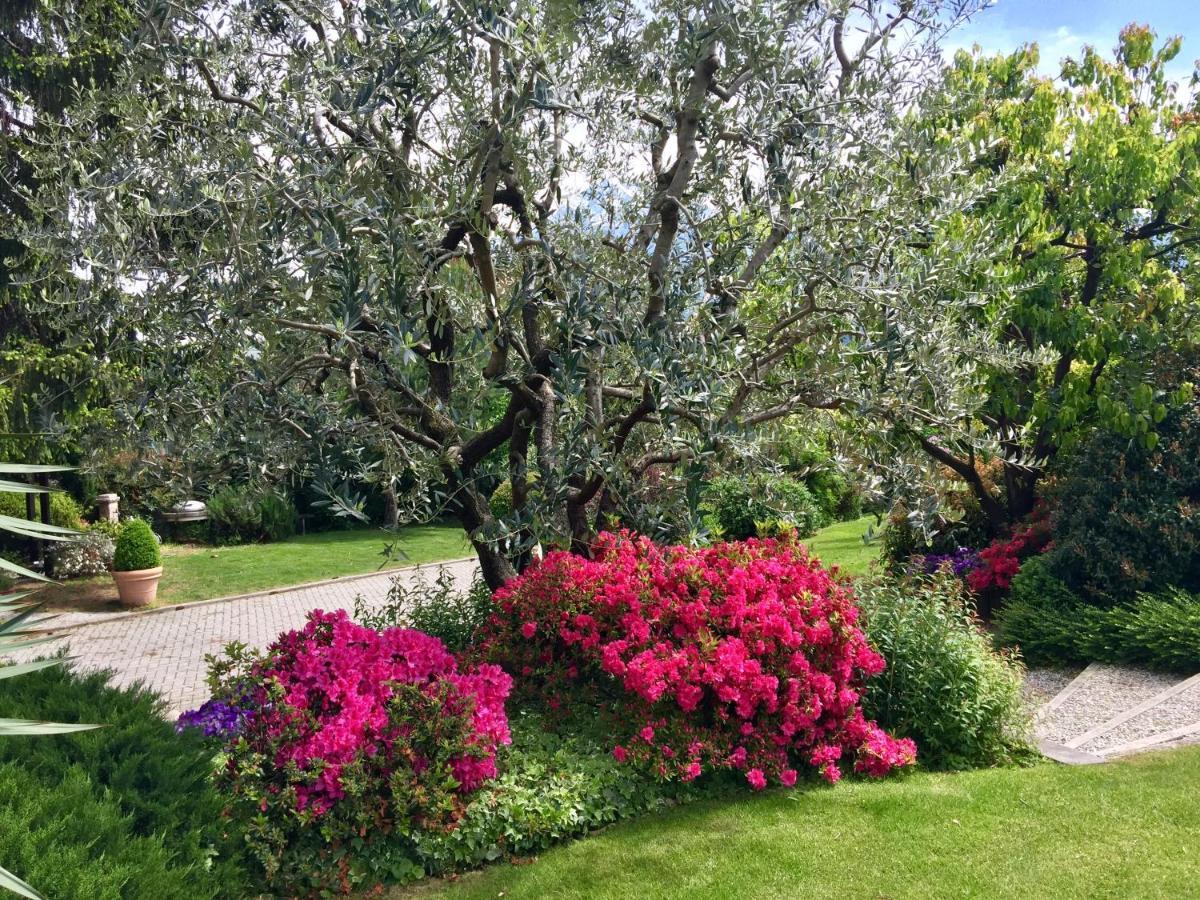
[410,709,699,878]
[996,557,1200,672]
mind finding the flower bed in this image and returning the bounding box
[478,531,916,789]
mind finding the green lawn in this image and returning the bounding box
[38,525,472,611]
[801,514,882,575]
[416,746,1200,899]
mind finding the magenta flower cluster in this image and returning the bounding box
[216,610,511,818]
[479,531,916,789]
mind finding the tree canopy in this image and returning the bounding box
[11,2,1199,574]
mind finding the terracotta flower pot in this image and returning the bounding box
[112,566,163,607]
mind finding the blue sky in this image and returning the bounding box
[946,0,1200,81]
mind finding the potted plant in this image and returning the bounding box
[111,519,163,607]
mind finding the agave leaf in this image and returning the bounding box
[0,863,44,900]
[0,557,49,583]
[0,515,79,536]
[0,480,48,494]
[0,523,72,543]
[0,603,49,635]
[0,464,72,475]
[0,659,66,681]
[0,719,101,736]
[0,636,59,653]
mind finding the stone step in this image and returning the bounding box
[1077,674,1200,756]
[1036,739,1106,766]
[1034,664,1179,747]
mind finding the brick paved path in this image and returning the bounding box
[11,558,478,716]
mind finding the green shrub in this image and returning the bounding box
[878,509,926,571]
[0,764,210,900]
[1117,589,1200,671]
[771,439,864,523]
[855,574,1031,769]
[701,473,823,540]
[993,557,1088,666]
[1043,396,1200,604]
[256,491,297,541]
[489,479,514,519]
[49,529,114,578]
[207,485,297,545]
[112,519,160,571]
[996,558,1200,672]
[86,518,121,541]
[0,664,249,897]
[355,568,493,653]
[206,486,260,544]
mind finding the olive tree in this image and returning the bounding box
[25,0,979,585]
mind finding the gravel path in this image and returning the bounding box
[6,558,479,716]
[1035,664,1179,746]
[1022,666,1082,715]
[1080,675,1200,754]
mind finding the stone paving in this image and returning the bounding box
[9,558,478,716]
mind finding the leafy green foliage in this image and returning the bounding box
[1042,389,1200,603]
[0,0,137,467]
[868,29,1200,533]
[112,519,159,571]
[772,436,862,523]
[411,712,694,877]
[0,491,82,530]
[996,557,1200,672]
[855,574,1031,769]
[0,662,248,895]
[0,764,222,900]
[354,567,493,654]
[27,0,979,586]
[489,480,514,520]
[0,489,84,566]
[701,473,823,540]
[206,486,296,545]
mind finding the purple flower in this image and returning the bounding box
[916,547,980,578]
[177,699,251,738]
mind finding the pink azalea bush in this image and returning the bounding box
[477,532,916,789]
[967,505,1053,594]
[203,610,511,893]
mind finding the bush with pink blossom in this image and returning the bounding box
[476,531,916,790]
[192,610,511,894]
